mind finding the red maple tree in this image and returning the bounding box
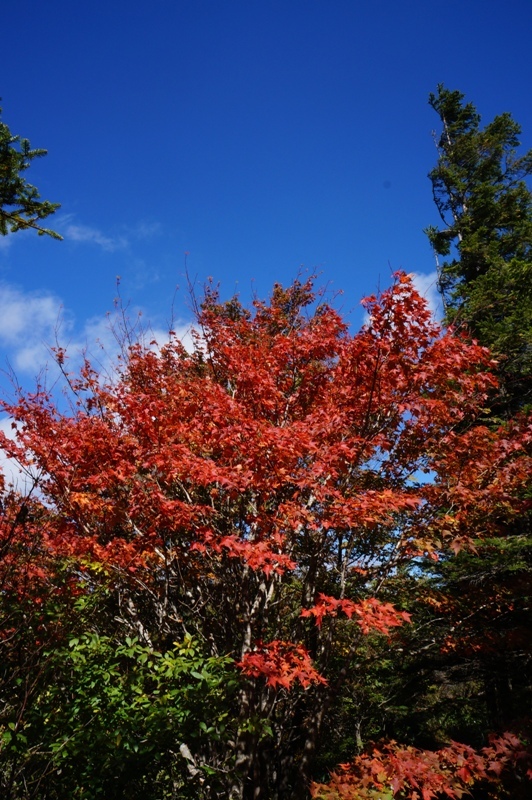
[1,274,530,799]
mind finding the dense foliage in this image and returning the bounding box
[1,273,531,799]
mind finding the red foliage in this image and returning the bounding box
[3,273,526,582]
[301,593,411,634]
[311,733,532,799]
[237,640,327,690]
[0,273,530,793]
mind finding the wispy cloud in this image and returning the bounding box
[54,214,161,252]
[133,221,162,240]
[63,222,128,251]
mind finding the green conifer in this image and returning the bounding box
[0,104,62,240]
[426,85,532,414]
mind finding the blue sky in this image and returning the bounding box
[1,0,532,392]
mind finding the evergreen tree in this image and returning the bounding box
[426,85,532,414]
[419,88,532,762]
[0,104,62,239]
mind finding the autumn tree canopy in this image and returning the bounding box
[1,274,530,799]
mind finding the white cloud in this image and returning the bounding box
[0,287,60,343]
[410,271,443,321]
[0,280,196,383]
[71,316,196,381]
[0,283,64,374]
[63,222,128,251]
